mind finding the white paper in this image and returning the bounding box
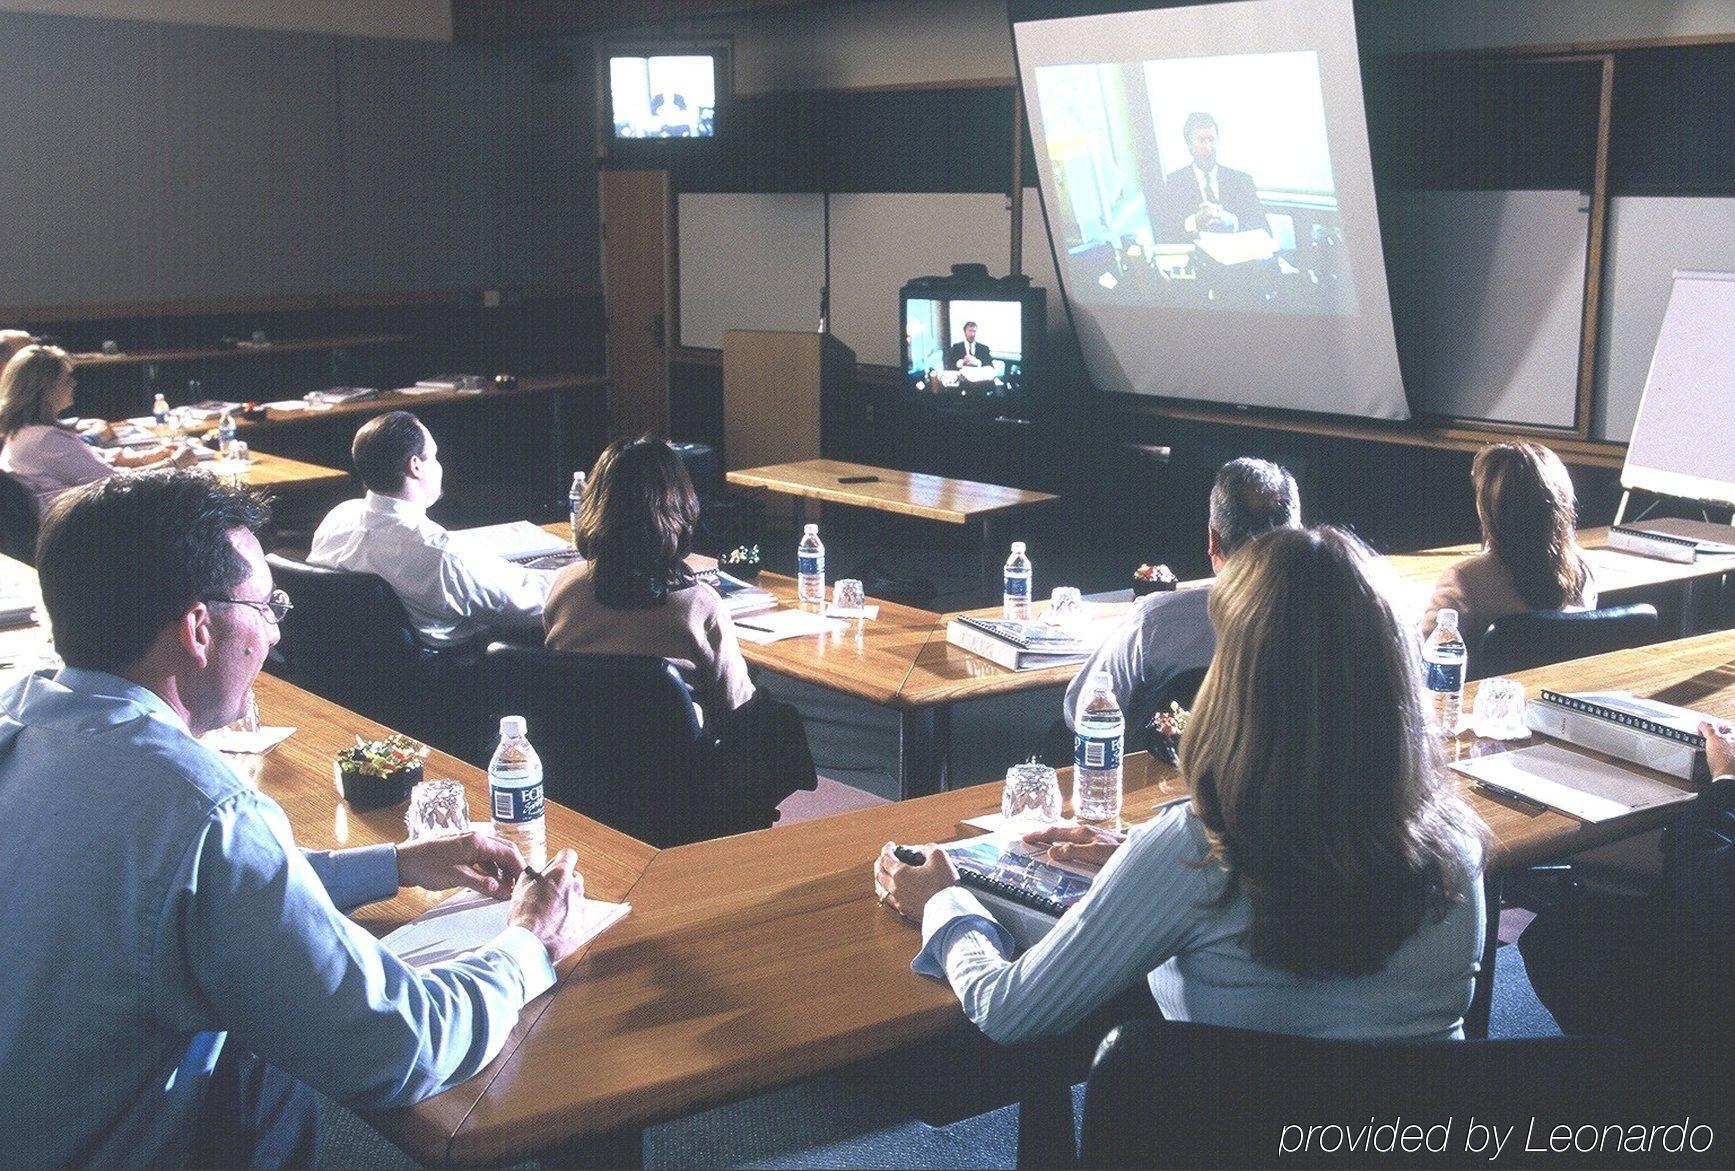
[447,521,568,561]
[1194,228,1278,266]
[1450,743,1694,823]
[731,609,846,644]
[201,725,296,755]
[382,888,630,968]
[264,400,311,411]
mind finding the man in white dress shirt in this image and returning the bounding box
[309,411,558,646]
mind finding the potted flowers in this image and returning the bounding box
[334,733,428,812]
[1132,563,1179,597]
[1144,702,1192,766]
[721,543,763,581]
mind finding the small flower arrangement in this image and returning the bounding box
[1144,702,1192,765]
[1132,563,1179,596]
[722,543,763,579]
[335,734,427,811]
[337,733,427,777]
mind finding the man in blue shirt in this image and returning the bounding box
[0,471,590,1168]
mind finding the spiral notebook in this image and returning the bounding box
[901,831,1098,948]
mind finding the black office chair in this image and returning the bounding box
[470,644,776,848]
[266,553,481,751]
[0,471,38,565]
[1034,666,1209,767]
[1475,603,1660,680]
[1080,1019,1652,1169]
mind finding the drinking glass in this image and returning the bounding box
[1043,587,1086,630]
[406,779,471,841]
[1471,677,1530,740]
[1001,761,1063,825]
[833,578,865,613]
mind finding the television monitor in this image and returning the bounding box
[902,283,1044,402]
[601,41,730,152]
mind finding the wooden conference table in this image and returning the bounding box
[363,630,1730,1166]
[726,459,1059,603]
[530,516,1732,799]
[539,520,1100,797]
[230,450,350,492]
[5,536,1716,1166]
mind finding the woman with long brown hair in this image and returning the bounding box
[544,436,754,720]
[875,526,1487,1044]
[0,345,176,514]
[1422,442,1595,640]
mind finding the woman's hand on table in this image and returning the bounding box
[1021,824,1125,869]
[874,841,958,922]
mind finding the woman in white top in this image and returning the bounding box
[0,345,173,515]
[875,525,1489,1045]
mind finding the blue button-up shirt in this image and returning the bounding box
[0,668,556,1167]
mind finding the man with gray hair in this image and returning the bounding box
[1064,457,1301,731]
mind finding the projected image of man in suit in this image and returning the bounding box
[1157,112,1266,243]
[946,322,993,370]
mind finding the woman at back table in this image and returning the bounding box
[544,436,754,723]
[0,344,178,515]
[1422,442,1595,641]
[876,526,1488,1045]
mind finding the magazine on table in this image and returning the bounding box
[897,830,1099,948]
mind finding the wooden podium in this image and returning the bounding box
[722,330,856,474]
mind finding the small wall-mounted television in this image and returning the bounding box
[900,268,1045,404]
[600,40,732,156]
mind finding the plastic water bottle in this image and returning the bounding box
[488,715,545,855]
[151,393,170,427]
[568,471,586,548]
[1073,670,1125,823]
[1424,608,1468,735]
[217,409,238,455]
[1003,541,1033,621]
[797,523,825,605]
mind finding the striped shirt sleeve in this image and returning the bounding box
[917,806,1224,1045]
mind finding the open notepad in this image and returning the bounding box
[1450,743,1696,824]
[382,888,630,968]
[731,609,844,644]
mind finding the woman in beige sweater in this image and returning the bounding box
[1422,442,1595,640]
[544,437,753,722]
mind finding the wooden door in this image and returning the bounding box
[601,169,671,438]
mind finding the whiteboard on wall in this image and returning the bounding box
[1378,189,1587,428]
[1621,270,1735,506]
[676,193,826,350]
[1595,196,1735,442]
[826,193,1011,367]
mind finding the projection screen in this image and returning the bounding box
[1015,0,1410,419]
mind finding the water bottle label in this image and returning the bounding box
[798,555,822,575]
[1426,660,1464,692]
[1074,733,1122,770]
[491,780,544,823]
[1003,575,1029,599]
